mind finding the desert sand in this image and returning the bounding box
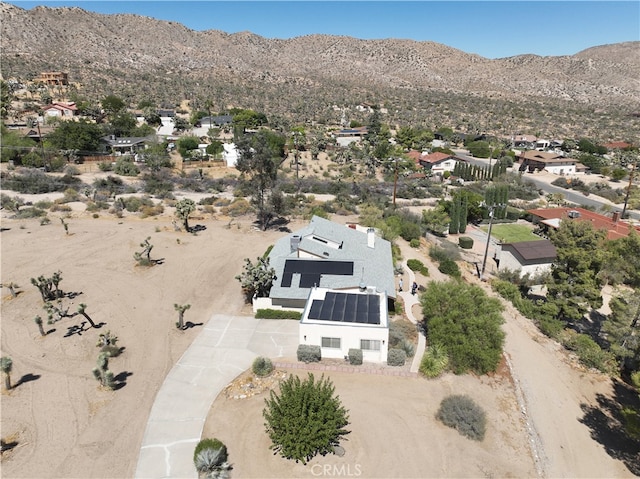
[1,182,637,478]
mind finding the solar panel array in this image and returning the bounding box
[281,259,354,288]
[308,292,380,324]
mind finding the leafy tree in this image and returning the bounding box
[236,130,286,230]
[175,198,196,232]
[420,280,505,374]
[106,111,138,137]
[548,220,607,321]
[0,126,37,164]
[263,373,350,464]
[603,290,640,368]
[422,206,450,236]
[45,120,104,153]
[0,80,11,119]
[206,141,224,159]
[235,257,277,303]
[173,116,190,132]
[178,136,200,158]
[604,229,640,288]
[466,140,491,158]
[231,108,267,135]
[101,95,126,116]
[1,356,13,390]
[174,303,191,330]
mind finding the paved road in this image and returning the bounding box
[454,150,640,220]
[134,315,299,479]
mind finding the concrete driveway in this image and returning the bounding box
[134,314,299,479]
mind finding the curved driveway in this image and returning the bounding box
[134,314,299,479]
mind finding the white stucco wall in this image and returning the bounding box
[545,163,576,175]
[498,251,553,278]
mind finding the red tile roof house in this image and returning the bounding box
[602,141,633,151]
[42,102,77,118]
[518,150,577,175]
[527,207,640,241]
[409,150,462,176]
[497,239,557,278]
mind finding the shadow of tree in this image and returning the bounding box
[183,321,204,330]
[113,371,133,390]
[15,373,41,388]
[1,439,18,453]
[579,378,640,475]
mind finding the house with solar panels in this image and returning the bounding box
[260,215,396,362]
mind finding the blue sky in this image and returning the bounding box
[9,1,640,58]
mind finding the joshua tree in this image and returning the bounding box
[1,356,13,391]
[96,330,121,357]
[174,303,191,330]
[1,282,19,298]
[34,315,46,336]
[77,303,97,328]
[92,353,115,390]
[175,198,196,232]
[31,271,63,302]
[134,237,154,266]
[60,217,69,235]
[44,300,70,324]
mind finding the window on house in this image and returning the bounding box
[360,339,381,351]
[321,337,341,349]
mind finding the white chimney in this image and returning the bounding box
[367,228,375,248]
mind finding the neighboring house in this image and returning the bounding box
[42,102,77,118]
[602,141,632,151]
[411,151,461,175]
[299,287,389,363]
[263,216,395,311]
[192,115,233,137]
[527,207,640,241]
[497,240,556,277]
[334,127,368,147]
[102,135,153,155]
[518,150,575,175]
[36,71,68,86]
[222,143,239,167]
[512,135,537,148]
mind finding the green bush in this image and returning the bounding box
[98,161,113,172]
[255,309,302,320]
[409,238,421,248]
[193,438,228,466]
[252,356,274,377]
[407,258,429,276]
[561,331,617,373]
[348,348,363,365]
[297,344,321,363]
[419,343,449,378]
[113,157,139,176]
[387,348,406,366]
[15,207,47,218]
[436,395,486,441]
[458,236,474,249]
[438,258,461,278]
[429,244,461,262]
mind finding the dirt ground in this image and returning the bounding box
[1,182,637,478]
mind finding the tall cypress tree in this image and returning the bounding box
[449,196,460,234]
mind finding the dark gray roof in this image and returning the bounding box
[268,216,395,301]
[502,240,557,261]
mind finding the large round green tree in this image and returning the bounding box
[263,373,350,464]
[420,280,505,374]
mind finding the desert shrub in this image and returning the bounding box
[222,198,252,217]
[429,243,460,262]
[348,348,363,365]
[199,196,217,205]
[252,356,274,377]
[406,259,429,276]
[436,395,486,441]
[85,201,108,212]
[560,331,618,373]
[98,161,113,172]
[57,187,80,203]
[458,236,474,249]
[400,339,415,357]
[140,204,164,218]
[34,199,53,209]
[387,348,406,366]
[409,238,421,248]
[49,203,72,212]
[297,344,321,363]
[438,258,461,278]
[193,438,228,466]
[537,316,565,339]
[113,157,139,176]
[122,196,154,213]
[255,309,301,320]
[15,207,47,218]
[419,343,449,378]
[1,169,84,194]
[63,165,81,176]
[389,320,417,348]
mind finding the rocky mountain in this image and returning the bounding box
[1,2,639,140]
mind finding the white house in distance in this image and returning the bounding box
[497,239,557,278]
[299,287,389,363]
[222,143,239,167]
[518,150,576,175]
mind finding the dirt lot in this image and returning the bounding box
[1,184,637,478]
